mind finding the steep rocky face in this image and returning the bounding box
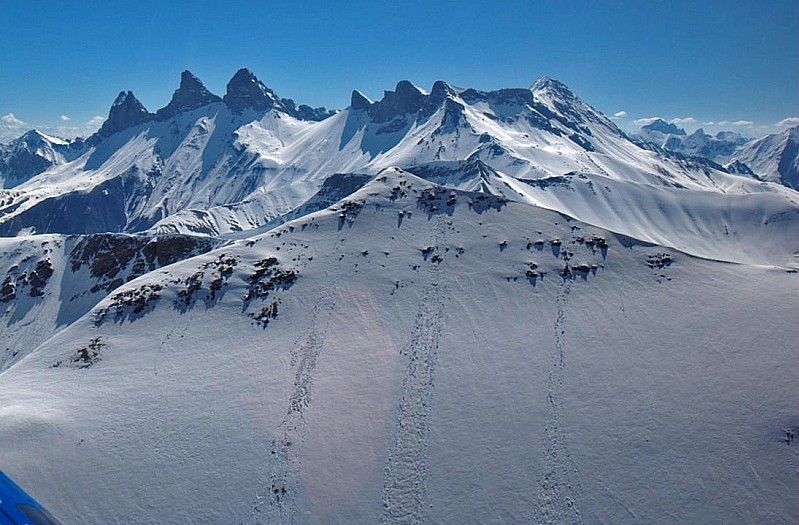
[278,98,337,122]
[156,70,222,120]
[222,68,335,120]
[223,68,280,113]
[364,80,427,122]
[1,131,56,184]
[96,91,154,138]
[350,90,372,111]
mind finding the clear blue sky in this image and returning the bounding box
[0,0,797,138]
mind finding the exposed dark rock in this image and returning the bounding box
[156,70,222,120]
[278,98,336,122]
[350,90,372,111]
[222,68,335,121]
[70,234,217,294]
[725,160,757,178]
[96,91,155,138]
[368,81,426,122]
[223,68,279,113]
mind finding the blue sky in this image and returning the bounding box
[1,0,797,140]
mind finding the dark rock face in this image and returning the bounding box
[69,233,218,294]
[222,68,335,121]
[367,81,427,122]
[1,132,55,183]
[350,90,371,111]
[279,99,337,122]
[156,70,222,120]
[223,68,279,113]
[97,91,154,138]
[420,81,457,119]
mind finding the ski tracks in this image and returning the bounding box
[247,244,342,525]
[534,280,584,525]
[381,217,448,525]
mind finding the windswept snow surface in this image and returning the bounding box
[0,171,796,524]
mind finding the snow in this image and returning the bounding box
[0,75,797,524]
[2,80,792,238]
[0,171,796,524]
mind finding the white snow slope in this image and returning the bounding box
[0,170,796,525]
[3,76,796,247]
[731,125,799,190]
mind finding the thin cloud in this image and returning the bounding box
[60,115,71,121]
[776,117,799,128]
[632,117,661,127]
[611,110,627,120]
[670,117,696,126]
[1,113,25,127]
[86,116,105,130]
[703,120,754,128]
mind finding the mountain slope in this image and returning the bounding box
[0,233,218,371]
[1,72,788,239]
[0,171,796,524]
[633,119,748,163]
[731,125,799,189]
[0,130,85,188]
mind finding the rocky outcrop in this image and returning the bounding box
[156,70,222,120]
[223,68,280,113]
[96,91,154,138]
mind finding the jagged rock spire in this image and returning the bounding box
[97,91,154,138]
[223,68,279,113]
[350,90,371,111]
[156,70,222,120]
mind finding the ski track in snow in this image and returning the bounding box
[534,279,584,525]
[381,216,448,525]
[247,242,343,525]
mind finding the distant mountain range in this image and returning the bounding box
[0,70,796,525]
[631,117,798,188]
[0,69,797,238]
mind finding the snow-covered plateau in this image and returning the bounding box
[0,70,796,525]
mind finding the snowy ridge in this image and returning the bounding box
[0,72,797,525]
[1,71,795,240]
[0,170,796,524]
[731,125,799,189]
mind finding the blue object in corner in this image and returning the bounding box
[0,471,63,525]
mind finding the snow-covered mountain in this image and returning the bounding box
[633,119,749,163]
[0,130,85,188]
[730,125,799,189]
[2,71,795,252]
[0,71,797,524]
[0,232,218,371]
[0,169,796,524]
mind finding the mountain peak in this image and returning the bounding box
[532,77,575,99]
[641,118,686,136]
[366,80,426,122]
[350,90,371,111]
[97,91,154,138]
[156,70,222,120]
[223,68,279,113]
